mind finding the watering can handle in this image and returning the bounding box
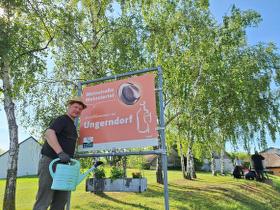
[49,158,79,178]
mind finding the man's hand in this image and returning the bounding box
[58,152,70,163]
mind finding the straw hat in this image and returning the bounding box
[67,96,87,109]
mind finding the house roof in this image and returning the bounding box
[0,136,41,158]
[144,148,181,164]
[144,154,157,163]
[260,152,280,168]
[260,147,280,155]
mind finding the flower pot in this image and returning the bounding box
[86,178,147,193]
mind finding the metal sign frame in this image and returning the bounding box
[67,66,169,210]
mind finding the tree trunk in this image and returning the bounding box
[156,154,163,184]
[190,150,197,179]
[186,138,195,180]
[211,151,217,176]
[179,142,187,179]
[220,146,225,175]
[122,156,127,178]
[155,136,163,184]
[2,60,19,210]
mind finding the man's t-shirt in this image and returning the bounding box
[41,114,78,159]
[251,154,265,170]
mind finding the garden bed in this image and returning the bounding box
[86,178,147,193]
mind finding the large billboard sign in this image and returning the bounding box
[78,74,159,152]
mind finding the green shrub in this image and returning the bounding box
[110,166,124,180]
[127,155,150,170]
[140,161,150,170]
[94,167,106,179]
[80,157,94,170]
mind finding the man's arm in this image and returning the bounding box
[44,129,63,154]
[44,128,71,162]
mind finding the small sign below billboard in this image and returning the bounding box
[78,74,159,152]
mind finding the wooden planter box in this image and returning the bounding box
[86,178,147,193]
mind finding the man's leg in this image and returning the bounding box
[33,156,54,210]
[50,190,69,210]
[259,170,265,181]
[255,170,261,181]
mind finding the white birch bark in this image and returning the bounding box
[211,151,217,176]
[1,59,19,210]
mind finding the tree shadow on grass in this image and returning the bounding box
[175,183,280,210]
[73,181,280,210]
[86,192,156,210]
[137,182,280,210]
[225,186,280,210]
[73,202,115,210]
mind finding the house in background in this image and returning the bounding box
[201,152,234,173]
[143,154,157,169]
[144,149,234,172]
[260,147,280,176]
[144,148,181,169]
[0,137,42,179]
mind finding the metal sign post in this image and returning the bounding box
[66,83,82,210]
[157,66,169,210]
[66,66,169,210]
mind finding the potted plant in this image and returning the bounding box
[86,166,106,192]
[86,167,147,193]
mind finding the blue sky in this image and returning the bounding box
[209,0,280,47]
[1,0,280,151]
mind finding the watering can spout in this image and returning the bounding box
[78,174,87,185]
[77,161,104,185]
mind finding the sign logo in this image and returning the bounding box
[83,137,94,148]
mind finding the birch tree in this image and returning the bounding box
[0,1,53,209]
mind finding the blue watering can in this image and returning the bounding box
[49,158,103,191]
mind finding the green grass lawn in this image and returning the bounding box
[1,170,280,210]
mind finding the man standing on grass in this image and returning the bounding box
[251,151,265,182]
[33,96,86,210]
